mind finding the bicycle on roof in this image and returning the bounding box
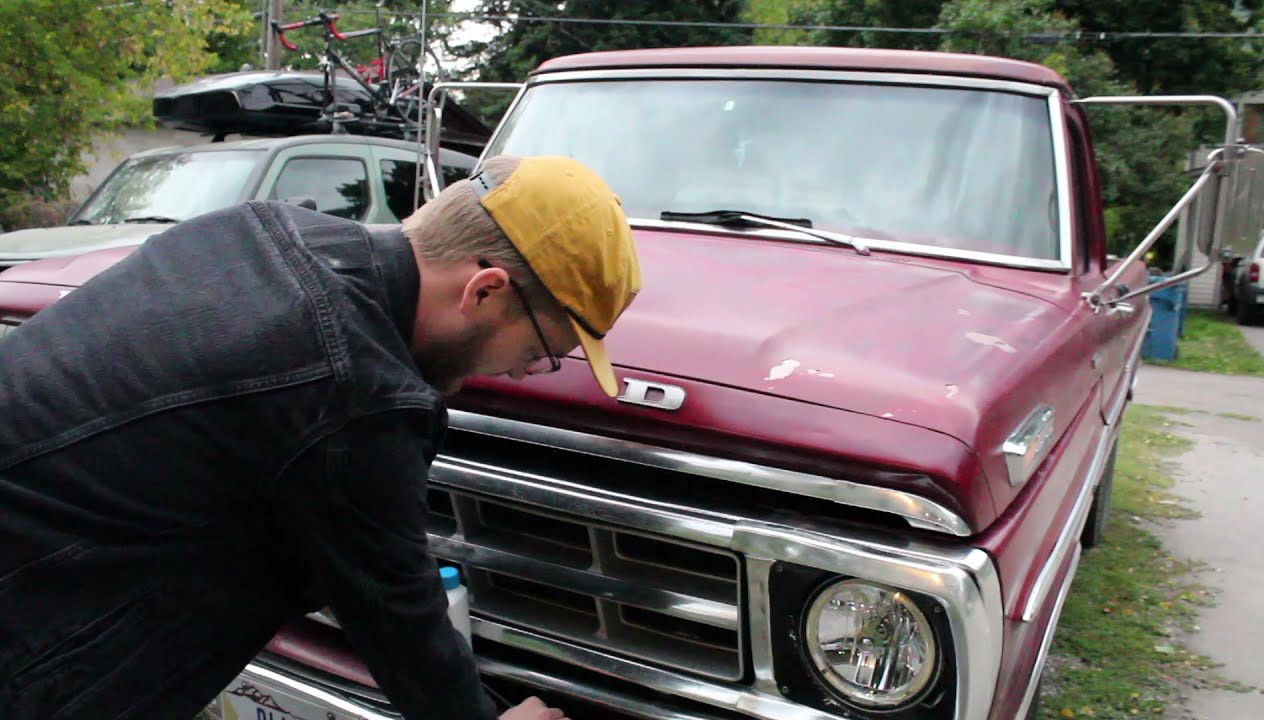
[271,12,436,136]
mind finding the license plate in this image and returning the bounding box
[220,676,346,720]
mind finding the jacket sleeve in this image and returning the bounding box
[272,410,497,720]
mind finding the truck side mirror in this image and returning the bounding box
[1073,95,1258,310]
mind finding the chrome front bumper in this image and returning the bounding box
[238,411,1007,720]
[424,448,1005,720]
[279,525,1003,720]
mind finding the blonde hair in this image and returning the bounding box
[402,155,554,311]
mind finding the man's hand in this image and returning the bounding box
[499,696,566,720]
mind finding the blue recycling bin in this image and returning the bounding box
[1141,275,1186,361]
[1174,282,1189,338]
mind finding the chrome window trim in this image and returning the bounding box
[732,522,1003,720]
[447,410,973,536]
[530,67,1060,96]
[630,219,1070,271]
[1020,419,1122,622]
[1014,543,1082,720]
[1048,92,1075,270]
[515,68,1072,271]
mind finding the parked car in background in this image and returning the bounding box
[0,135,476,269]
[1229,233,1264,324]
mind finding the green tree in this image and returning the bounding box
[0,0,251,224]
[770,0,944,50]
[1055,0,1263,95]
[934,0,1202,259]
[448,0,751,120]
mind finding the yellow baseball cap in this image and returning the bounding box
[470,156,642,397]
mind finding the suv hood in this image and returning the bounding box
[0,224,168,265]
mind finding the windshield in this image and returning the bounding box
[74,150,263,225]
[487,79,1061,260]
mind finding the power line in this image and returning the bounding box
[305,6,1264,41]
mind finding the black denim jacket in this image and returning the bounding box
[0,201,496,720]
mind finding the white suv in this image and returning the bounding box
[1231,234,1264,325]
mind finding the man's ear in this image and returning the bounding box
[459,265,511,317]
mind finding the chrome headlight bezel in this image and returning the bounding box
[800,577,944,712]
[767,563,956,718]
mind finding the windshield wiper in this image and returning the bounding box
[660,210,870,255]
[123,215,181,224]
[68,219,95,226]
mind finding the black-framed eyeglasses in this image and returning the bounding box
[478,259,562,375]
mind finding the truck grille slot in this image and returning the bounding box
[485,573,600,617]
[477,501,591,552]
[619,605,739,649]
[426,486,745,682]
[614,533,737,581]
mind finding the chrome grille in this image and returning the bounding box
[426,486,745,682]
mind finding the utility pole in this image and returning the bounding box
[264,0,284,70]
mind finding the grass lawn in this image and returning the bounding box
[1037,405,1238,719]
[1148,309,1264,377]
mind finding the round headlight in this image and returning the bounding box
[803,579,938,709]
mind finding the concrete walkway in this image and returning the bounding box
[1134,365,1264,719]
[1240,324,1264,360]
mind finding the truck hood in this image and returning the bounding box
[600,228,1077,449]
[0,224,167,265]
[2,229,1086,532]
[0,229,1076,449]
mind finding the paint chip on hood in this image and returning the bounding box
[965,332,1017,354]
[765,359,800,381]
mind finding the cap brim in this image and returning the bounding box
[570,316,619,398]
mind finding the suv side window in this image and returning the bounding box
[381,159,418,221]
[269,157,369,220]
[380,159,474,222]
[443,162,470,188]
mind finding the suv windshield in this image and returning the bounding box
[488,79,1061,260]
[74,150,263,225]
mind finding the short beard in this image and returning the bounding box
[414,324,495,396]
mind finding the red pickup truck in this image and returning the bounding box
[0,46,1246,720]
